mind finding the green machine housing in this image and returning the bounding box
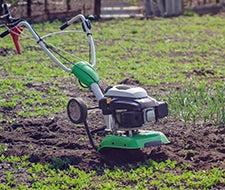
[71,61,99,87]
[70,61,169,151]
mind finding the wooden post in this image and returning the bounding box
[27,0,31,17]
[144,0,153,16]
[83,4,85,15]
[44,0,49,19]
[67,0,71,11]
[165,0,173,16]
[165,0,182,16]
[175,0,182,14]
[158,0,165,16]
[94,0,101,18]
[171,0,175,15]
[0,0,3,15]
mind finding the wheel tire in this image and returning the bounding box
[67,98,87,124]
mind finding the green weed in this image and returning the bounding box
[0,152,224,189]
[49,157,71,170]
[167,81,225,125]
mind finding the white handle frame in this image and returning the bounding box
[66,14,96,68]
[17,14,96,73]
[17,17,113,131]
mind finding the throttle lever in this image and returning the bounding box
[87,15,95,21]
[10,26,23,54]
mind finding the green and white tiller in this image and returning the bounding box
[0,4,170,152]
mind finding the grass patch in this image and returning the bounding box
[0,78,67,117]
[92,15,225,85]
[167,81,225,125]
[1,15,225,87]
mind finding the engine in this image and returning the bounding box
[99,85,168,130]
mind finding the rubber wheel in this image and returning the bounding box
[67,98,87,124]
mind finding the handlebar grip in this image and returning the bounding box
[0,30,10,38]
[60,22,69,30]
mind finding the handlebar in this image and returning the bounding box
[0,4,14,38]
[59,14,96,68]
[0,30,10,38]
[60,15,94,31]
[1,4,96,70]
[60,23,69,30]
[0,4,24,54]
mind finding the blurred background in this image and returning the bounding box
[0,0,225,22]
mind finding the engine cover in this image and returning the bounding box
[99,85,168,129]
[104,85,148,99]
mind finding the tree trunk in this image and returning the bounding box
[27,0,31,17]
[94,0,101,18]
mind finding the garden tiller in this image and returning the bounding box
[0,4,169,152]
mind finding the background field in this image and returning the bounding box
[0,14,225,189]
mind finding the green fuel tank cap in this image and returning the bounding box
[71,61,99,87]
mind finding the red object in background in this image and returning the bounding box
[10,26,23,54]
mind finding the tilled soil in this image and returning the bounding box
[0,92,224,172]
[0,48,224,173]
